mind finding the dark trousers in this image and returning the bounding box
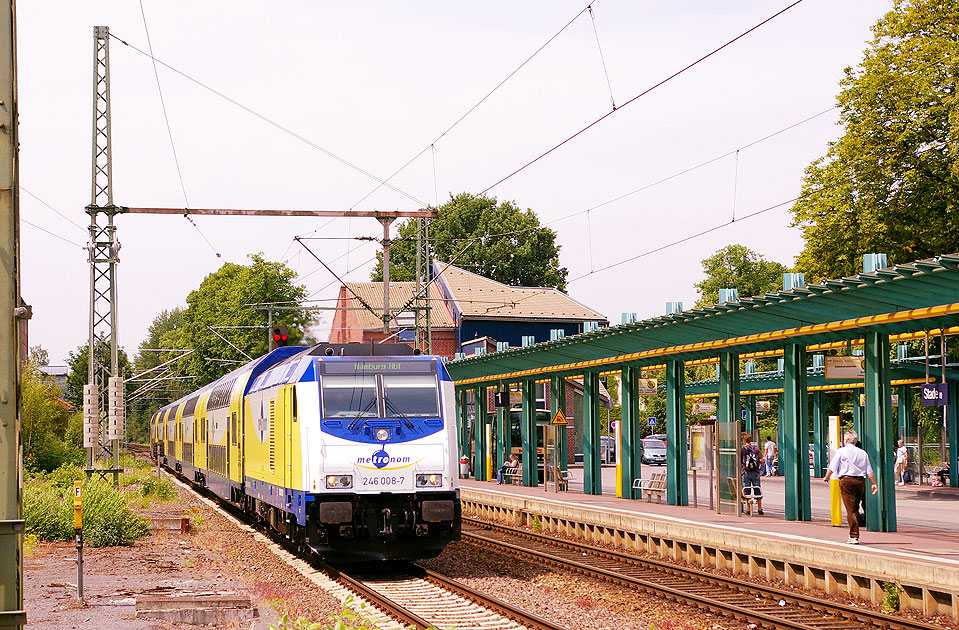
[839,476,865,539]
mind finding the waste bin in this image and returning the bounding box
[459,456,469,478]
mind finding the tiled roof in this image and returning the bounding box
[343,282,455,330]
[435,263,606,321]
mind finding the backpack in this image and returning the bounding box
[744,447,759,472]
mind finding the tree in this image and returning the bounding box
[790,0,959,280]
[372,193,568,291]
[173,254,314,387]
[694,244,789,306]
[22,359,80,472]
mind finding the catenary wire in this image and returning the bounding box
[20,218,85,248]
[348,2,596,210]
[137,2,221,259]
[20,187,87,233]
[567,197,797,284]
[479,0,805,195]
[588,4,616,110]
[110,33,428,209]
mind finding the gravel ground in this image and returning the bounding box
[425,517,957,630]
[24,483,348,629]
[29,481,949,630]
[421,541,732,630]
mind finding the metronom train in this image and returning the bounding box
[150,343,461,562]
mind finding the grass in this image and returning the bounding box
[880,582,901,613]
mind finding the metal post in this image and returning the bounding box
[782,343,811,521]
[380,217,392,334]
[0,2,25,626]
[863,331,896,532]
[495,383,507,471]
[812,391,827,477]
[582,372,602,495]
[521,380,537,487]
[87,26,121,481]
[550,376,567,471]
[619,367,638,499]
[665,359,688,505]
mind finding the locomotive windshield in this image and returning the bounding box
[383,374,440,418]
[321,374,378,419]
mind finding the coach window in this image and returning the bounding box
[231,412,237,445]
[383,374,439,418]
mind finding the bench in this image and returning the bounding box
[632,471,667,502]
[552,465,569,491]
[503,463,523,485]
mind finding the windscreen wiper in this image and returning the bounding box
[384,398,415,429]
[348,398,379,430]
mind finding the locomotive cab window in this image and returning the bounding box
[383,374,439,417]
[321,375,378,419]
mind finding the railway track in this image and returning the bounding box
[133,449,566,630]
[462,518,947,630]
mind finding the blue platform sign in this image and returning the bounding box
[647,417,657,427]
[921,383,949,406]
[742,409,748,421]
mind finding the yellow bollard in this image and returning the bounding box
[830,478,843,526]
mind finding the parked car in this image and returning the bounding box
[641,438,667,465]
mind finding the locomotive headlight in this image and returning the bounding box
[326,474,353,489]
[416,474,442,487]
[374,427,391,442]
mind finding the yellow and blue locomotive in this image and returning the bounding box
[150,343,461,561]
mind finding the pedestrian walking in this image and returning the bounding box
[823,430,878,544]
[894,439,908,485]
[762,436,777,476]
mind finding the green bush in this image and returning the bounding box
[44,464,85,489]
[82,478,149,546]
[23,479,72,541]
[24,475,149,547]
[141,475,177,501]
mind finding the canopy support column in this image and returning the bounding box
[457,388,469,465]
[666,359,688,505]
[896,384,910,443]
[620,367,641,499]
[949,383,958,488]
[583,372,603,495]
[472,386,488,482]
[521,380,537,487]
[863,331,896,532]
[782,343,811,521]
[744,394,757,434]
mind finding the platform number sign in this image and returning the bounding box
[647,417,657,427]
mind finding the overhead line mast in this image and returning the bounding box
[85,26,122,482]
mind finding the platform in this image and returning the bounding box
[459,469,959,621]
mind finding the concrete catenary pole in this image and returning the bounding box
[0,2,26,627]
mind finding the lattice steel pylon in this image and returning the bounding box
[85,25,121,478]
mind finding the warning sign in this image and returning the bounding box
[551,410,568,425]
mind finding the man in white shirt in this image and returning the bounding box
[823,430,878,544]
[894,439,908,485]
[762,436,777,476]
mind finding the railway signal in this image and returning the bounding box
[271,325,289,350]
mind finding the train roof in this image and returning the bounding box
[154,343,446,415]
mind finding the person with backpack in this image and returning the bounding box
[741,433,764,515]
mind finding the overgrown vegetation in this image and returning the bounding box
[881,582,901,614]
[24,467,161,547]
[265,597,384,630]
[22,351,83,473]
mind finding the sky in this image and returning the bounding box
[16,0,893,366]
